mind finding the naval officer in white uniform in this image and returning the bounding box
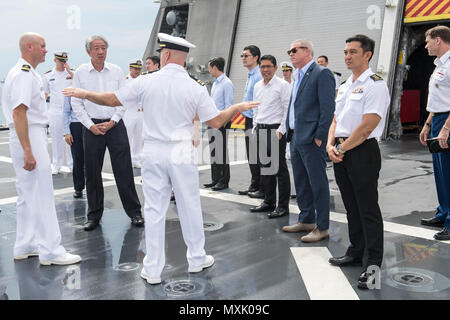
[43,52,73,174]
[123,59,144,168]
[63,33,259,284]
[2,32,81,266]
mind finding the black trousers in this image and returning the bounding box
[333,138,383,267]
[244,116,263,191]
[207,123,230,185]
[69,122,85,192]
[257,125,290,209]
[83,119,141,221]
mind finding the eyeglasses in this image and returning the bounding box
[287,46,307,55]
[240,54,253,58]
[260,65,275,70]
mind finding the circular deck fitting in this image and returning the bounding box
[203,221,224,231]
[113,262,141,272]
[163,279,205,297]
[383,268,450,293]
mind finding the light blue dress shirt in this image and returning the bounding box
[242,65,262,118]
[288,60,314,129]
[211,73,234,111]
[63,96,80,136]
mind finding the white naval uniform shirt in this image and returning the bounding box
[71,61,125,129]
[334,68,390,139]
[115,63,219,144]
[2,58,48,128]
[123,74,142,114]
[427,49,450,113]
[253,76,291,135]
[42,68,73,113]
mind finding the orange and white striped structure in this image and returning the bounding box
[404,0,450,24]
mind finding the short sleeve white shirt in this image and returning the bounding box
[427,50,450,113]
[334,68,390,139]
[42,68,73,112]
[2,58,48,128]
[115,63,219,143]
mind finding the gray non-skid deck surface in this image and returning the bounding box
[0,130,448,300]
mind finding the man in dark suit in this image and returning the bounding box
[282,39,335,242]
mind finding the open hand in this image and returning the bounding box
[62,87,88,99]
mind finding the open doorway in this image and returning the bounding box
[400,22,450,133]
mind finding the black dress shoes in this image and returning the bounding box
[203,181,218,188]
[250,202,275,213]
[131,216,145,227]
[357,270,378,289]
[421,217,445,228]
[329,255,363,267]
[267,207,289,219]
[248,190,265,199]
[212,183,228,191]
[73,190,83,198]
[84,220,100,231]
[238,186,258,195]
[434,228,450,241]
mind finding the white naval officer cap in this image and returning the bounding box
[280,61,294,71]
[129,59,143,69]
[54,52,68,62]
[156,33,196,53]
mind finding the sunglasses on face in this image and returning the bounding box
[287,46,307,55]
[240,54,253,58]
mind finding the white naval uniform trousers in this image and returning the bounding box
[123,74,143,166]
[43,69,73,170]
[141,141,205,277]
[123,110,143,165]
[9,126,66,261]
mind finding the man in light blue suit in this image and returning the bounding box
[282,39,335,242]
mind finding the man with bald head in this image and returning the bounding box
[1,33,81,265]
[64,33,259,284]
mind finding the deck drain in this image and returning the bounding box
[383,268,450,293]
[163,279,205,297]
[114,262,140,272]
[203,221,223,231]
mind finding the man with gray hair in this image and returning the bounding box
[282,39,335,242]
[71,35,143,231]
[2,32,81,265]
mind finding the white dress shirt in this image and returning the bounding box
[115,63,219,144]
[334,68,390,139]
[427,49,450,113]
[43,68,73,113]
[71,61,125,129]
[253,76,291,134]
[2,58,48,128]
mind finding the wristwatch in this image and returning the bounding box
[336,144,346,154]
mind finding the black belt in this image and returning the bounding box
[257,123,280,129]
[335,137,375,145]
[92,118,111,124]
[432,111,449,116]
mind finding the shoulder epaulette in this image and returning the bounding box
[21,65,31,72]
[44,69,52,74]
[190,74,205,86]
[333,71,342,77]
[142,70,157,75]
[370,74,383,81]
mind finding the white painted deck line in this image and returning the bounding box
[290,247,359,300]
